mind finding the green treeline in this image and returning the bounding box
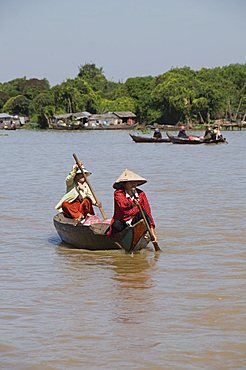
[0,63,246,127]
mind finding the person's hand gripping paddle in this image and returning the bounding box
[73,153,107,220]
[133,189,161,252]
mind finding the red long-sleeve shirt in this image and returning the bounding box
[111,188,155,228]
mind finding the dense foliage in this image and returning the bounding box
[0,63,246,127]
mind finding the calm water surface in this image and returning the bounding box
[0,130,245,370]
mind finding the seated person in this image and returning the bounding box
[153,128,162,139]
[203,126,213,140]
[177,125,188,138]
[108,168,157,242]
[212,125,222,140]
[55,164,100,221]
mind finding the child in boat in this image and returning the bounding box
[55,163,100,221]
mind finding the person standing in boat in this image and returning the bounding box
[177,125,188,138]
[108,169,157,241]
[153,128,162,139]
[55,163,100,221]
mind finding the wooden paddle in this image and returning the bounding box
[73,153,107,220]
[133,193,161,252]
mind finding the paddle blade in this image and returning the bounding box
[152,241,161,252]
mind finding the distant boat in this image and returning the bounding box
[166,132,203,144]
[53,213,150,253]
[50,122,138,130]
[50,121,84,130]
[166,132,227,144]
[83,123,138,130]
[129,133,170,143]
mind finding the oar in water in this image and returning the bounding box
[73,153,107,220]
[133,192,161,252]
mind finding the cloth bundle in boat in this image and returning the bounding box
[83,215,111,225]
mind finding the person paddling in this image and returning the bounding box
[55,163,101,222]
[108,169,158,244]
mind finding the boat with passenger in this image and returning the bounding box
[130,133,170,143]
[53,213,150,253]
[166,132,227,144]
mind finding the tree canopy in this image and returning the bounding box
[1,63,246,127]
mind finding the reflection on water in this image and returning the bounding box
[0,130,245,369]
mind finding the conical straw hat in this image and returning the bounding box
[113,169,147,189]
[76,167,91,176]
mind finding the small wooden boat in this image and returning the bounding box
[84,123,138,130]
[166,132,203,144]
[130,134,170,143]
[53,213,150,253]
[50,122,84,130]
[166,132,227,145]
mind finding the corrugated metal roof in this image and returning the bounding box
[73,111,91,118]
[0,113,13,118]
[89,113,117,120]
[54,111,91,119]
[113,111,136,118]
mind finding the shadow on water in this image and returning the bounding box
[48,235,62,245]
[55,241,160,274]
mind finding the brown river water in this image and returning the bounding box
[0,129,245,370]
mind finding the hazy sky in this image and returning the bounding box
[1,0,245,86]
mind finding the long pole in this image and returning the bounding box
[73,153,107,220]
[135,199,161,252]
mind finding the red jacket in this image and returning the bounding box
[110,188,155,229]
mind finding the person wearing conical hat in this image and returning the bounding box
[55,162,101,221]
[108,169,157,242]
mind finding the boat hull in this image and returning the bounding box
[166,132,203,144]
[130,134,170,143]
[203,137,228,144]
[53,213,150,252]
[166,132,227,144]
[83,123,138,130]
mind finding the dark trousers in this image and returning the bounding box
[111,210,151,234]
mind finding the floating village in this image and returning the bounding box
[1,110,246,132]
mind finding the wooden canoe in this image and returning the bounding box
[166,132,228,145]
[166,132,203,144]
[130,134,170,143]
[50,122,84,130]
[53,213,150,253]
